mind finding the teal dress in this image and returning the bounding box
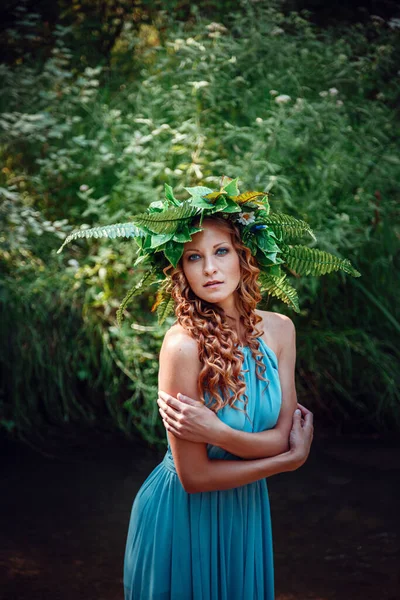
[123,338,282,600]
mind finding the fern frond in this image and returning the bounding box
[259,213,316,243]
[151,283,175,324]
[282,244,361,277]
[133,205,200,235]
[116,270,159,327]
[57,222,143,254]
[258,272,300,312]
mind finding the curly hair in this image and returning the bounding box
[164,215,269,414]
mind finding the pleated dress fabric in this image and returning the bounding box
[123,337,282,600]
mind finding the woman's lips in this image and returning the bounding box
[204,282,223,288]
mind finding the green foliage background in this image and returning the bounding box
[1,1,399,447]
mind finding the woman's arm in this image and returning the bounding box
[158,315,298,460]
[159,326,312,494]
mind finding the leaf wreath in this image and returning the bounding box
[57,177,361,324]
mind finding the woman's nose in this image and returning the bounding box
[203,256,217,276]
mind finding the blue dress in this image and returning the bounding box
[123,338,282,600]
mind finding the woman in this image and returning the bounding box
[58,178,358,599]
[123,215,314,600]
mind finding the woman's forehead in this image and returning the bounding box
[184,221,232,249]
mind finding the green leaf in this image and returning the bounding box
[212,196,229,211]
[190,195,216,209]
[258,272,300,312]
[116,269,159,326]
[157,294,175,325]
[256,250,285,267]
[222,177,240,196]
[56,222,144,253]
[148,200,165,213]
[150,232,174,248]
[231,191,267,205]
[164,183,180,206]
[173,223,195,243]
[184,186,214,197]
[259,212,316,243]
[132,205,200,235]
[152,282,175,324]
[220,196,242,213]
[269,264,282,277]
[281,244,361,277]
[255,232,281,254]
[164,240,184,267]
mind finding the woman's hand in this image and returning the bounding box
[157,390,224,444]
[288,402,314,470]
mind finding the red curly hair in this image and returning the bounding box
[164,215,269,414]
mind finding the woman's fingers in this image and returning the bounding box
[159,403,180,425]
[303,411,314,431]
[158,390,200,411]
[158,391,182,413]
[296,402,312,416]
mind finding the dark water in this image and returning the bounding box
[1,431,399,600]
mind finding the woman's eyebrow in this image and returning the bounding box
[184,242,229,253]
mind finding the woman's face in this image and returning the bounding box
[181,220,241,305]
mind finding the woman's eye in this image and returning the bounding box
[187,248,229,261]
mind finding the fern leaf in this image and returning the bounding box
[258,272,300,312]
[259,213,316,243]
[151,285,175,324]
[57,222,143,254]
[282,244,361,277]
[132,205,200,235]
[116,270,159,327]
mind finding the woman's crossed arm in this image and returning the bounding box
[158,325,313,494]
[158,316,298,460]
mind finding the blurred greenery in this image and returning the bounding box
[1,0,399,447]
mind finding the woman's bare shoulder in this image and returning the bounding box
[158,323,201,401]
[255,309,295,357]
[161,323,200,361]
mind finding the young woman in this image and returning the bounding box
[123,215,314,600]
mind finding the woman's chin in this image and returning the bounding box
[197,289,235,304]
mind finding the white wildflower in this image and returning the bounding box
[376,92,385,100]
[269,89,279,96]
[189,81,209,91]
[237,211,256,226]
[336,100,343,107]
[206,22,228,34]
[256,117,263,123]
[388,18,400,29]
[329,87,339,96]
[319,91,328,98]
[271,27,284,36]
[294,97,305,111]
[68,259,79,268]
[79,184,89,192]
[275,94,291,104]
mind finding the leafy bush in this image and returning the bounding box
[1,2,399,444]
